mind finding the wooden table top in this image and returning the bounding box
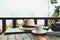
[2,28,60,40]
[0,33,60,40]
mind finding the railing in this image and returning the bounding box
[0,17,60,33]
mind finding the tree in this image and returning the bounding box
[48,6,60,26]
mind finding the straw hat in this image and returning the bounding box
[23,19,35,26]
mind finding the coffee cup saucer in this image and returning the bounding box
[31,29,47,34]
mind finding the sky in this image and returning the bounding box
[0,0,60,17]
[0,0,49,17]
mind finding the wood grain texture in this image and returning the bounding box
[44,35,55,40]
[0,34,7,40]
[22,33,31,40]
[7,35,15,40]
[28,33,39,40]
[15,34,23,40]
[52,36,60,40]
[36,35,47,40]
[0,33,60,40]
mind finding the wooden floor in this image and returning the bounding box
[0,33,60,40]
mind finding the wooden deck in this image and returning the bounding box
[0,33,60,40]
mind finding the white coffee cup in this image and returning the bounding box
[35,24,43,33]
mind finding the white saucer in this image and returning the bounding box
[19,27,35,31]
[32,30,47,34]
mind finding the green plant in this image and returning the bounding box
[48,6,60,26]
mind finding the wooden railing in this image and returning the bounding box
[0,17,60,33]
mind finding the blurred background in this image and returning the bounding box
[0,0,60,32]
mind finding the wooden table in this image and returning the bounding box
[0,33,60,40]
[0,28,60,40]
